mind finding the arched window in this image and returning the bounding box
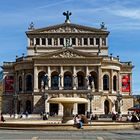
[104,100,109,114]
[113,75,117,91]
[77,71,85,89]
[26,74,32,91]
[103,74,109,90]
[19,76,22,92]
[51,72,59,90]
[64,72,72,90]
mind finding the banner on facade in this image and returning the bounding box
[122,75,130,92]
[5,76,14,93]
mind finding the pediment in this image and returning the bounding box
[51,50,85,58]
[34,48,94,59]
[27,23,109,34]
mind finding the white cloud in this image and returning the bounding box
[110,8,140,20]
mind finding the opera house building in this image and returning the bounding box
[2,12,133,120]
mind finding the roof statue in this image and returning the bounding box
[100,22,107,30]
[28,22,35,30]
[63,11,72,23]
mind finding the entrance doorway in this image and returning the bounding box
[104,100,109,114]
[50,103,58,116]
[17,100,21,114]
[26,100,32,114]
[78,104,85,115]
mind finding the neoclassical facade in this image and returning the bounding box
[2,13,133,117]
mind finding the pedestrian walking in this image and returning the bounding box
[1,113,5,122]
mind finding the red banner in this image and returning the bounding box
[122,75,130,92]
[5,76,14,93]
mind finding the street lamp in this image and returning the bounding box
[117,93,123,115]
[13,93,19,118]
[41,74,49,113]
[87,93,94,115]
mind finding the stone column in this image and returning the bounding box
[58,103,63,116]
[48,66,51,89]
[75,37,78,46]
[60,66,63,89]
[46,38,48,46]
[110,69,113,93]
[87,38,90,46]
[73,103,78,115]
[94,38,96,46]
[40,38,42,46]
[22,70,25,93]
[69,38,72,46]
[73,66,77,90]
[81,37,84,46]
[34,66,38,92]
[52,38,54,46]
[34,38,36,45]
[98,66,102,92]
[116,72,119,93]
[86,66,90,89]
[100,37,102,47]
[58,38,60,46]
[118,72,121,93]
[45,99,49,113]
[64,38,66,46]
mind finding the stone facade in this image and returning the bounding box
[2,14,133,116]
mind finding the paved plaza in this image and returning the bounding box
[0,129,139,140]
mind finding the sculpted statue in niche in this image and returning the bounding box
[41,74,49,90]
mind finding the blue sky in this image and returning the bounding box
[0,0,140,94]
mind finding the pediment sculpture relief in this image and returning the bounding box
[42,27,90,33]
[52,51,84,58]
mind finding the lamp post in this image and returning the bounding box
[87,93,94,115]
[42,74,49,113]
[42,91,48,113]
[87,92,94,125]
[87,74,95,124]
[117,93,123,115]
[13,93,18,118]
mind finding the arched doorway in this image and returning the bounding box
[78,103,85,115]
[104,100,110,114]
[50,103,58,116]
[26,100,32,114]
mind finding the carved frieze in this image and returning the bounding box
[52,50,84,58]
[42,27,91,33]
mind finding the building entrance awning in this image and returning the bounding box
[48,97,88,103]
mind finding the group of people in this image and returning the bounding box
[127,112,139,122]
[73,114,88,129]
[111,111,140,122]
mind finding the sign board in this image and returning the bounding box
[5,76,14,93]
[122,75,130,92]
